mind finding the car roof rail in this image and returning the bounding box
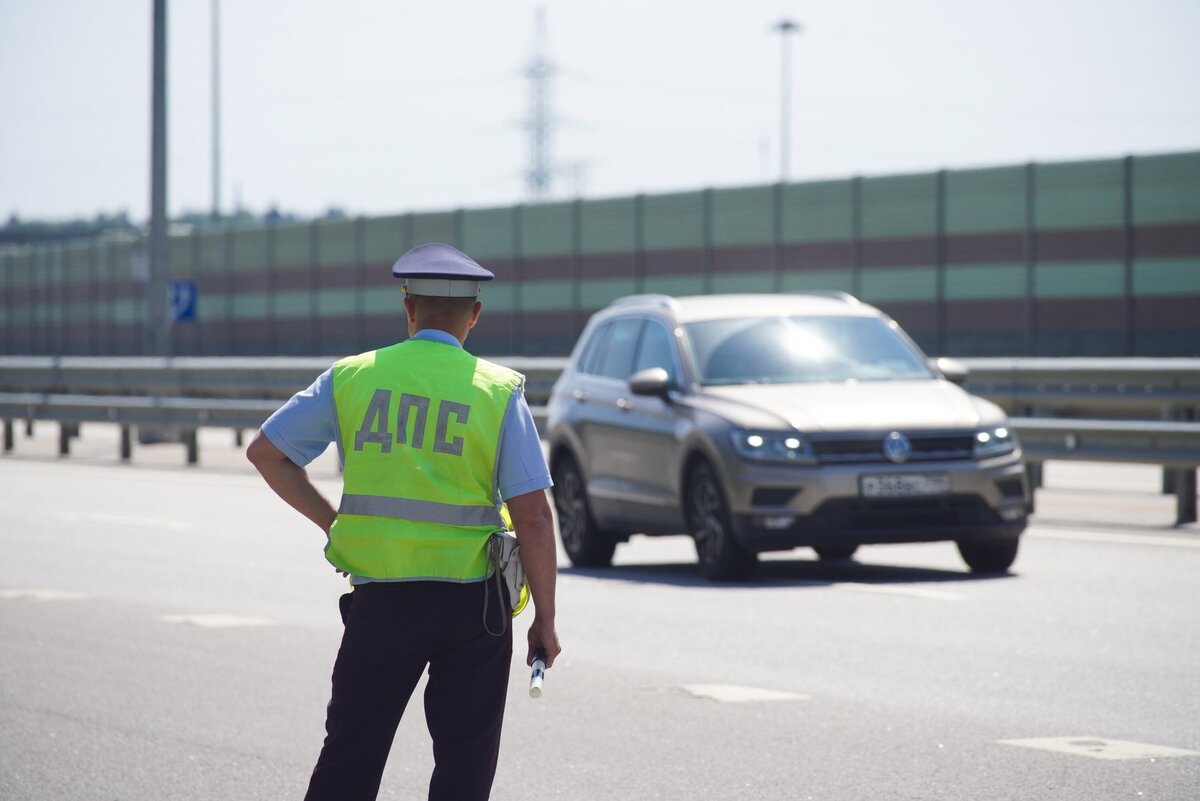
[609,294,679,310]
[791,290,861,304]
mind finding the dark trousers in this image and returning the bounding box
[303,580,513,801]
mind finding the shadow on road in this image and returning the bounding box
[562,557,1016,589]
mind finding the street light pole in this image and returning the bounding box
[211,0,221,220]
[773,19,801,182]
[148,0,171,356]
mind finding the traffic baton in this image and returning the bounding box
[529,649,547,699]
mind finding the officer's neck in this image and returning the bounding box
[411,324,469,347]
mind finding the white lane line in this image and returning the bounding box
[56,511,193,532]
[0,589,88,601]
[1028,527,1200,550]
[678,684,809,703]
[159,613,273,628]
[999,736,1200,760]
[832,583,965,601]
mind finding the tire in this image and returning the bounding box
[813,543,859,561]
[552,453,616,568]
[957,537,1020,573]
[686,461,756,581]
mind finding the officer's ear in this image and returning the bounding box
[403,295,419,336]
[467,300,482,330]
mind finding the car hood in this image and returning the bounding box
[694,380,1005,432]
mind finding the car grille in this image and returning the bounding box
[811,432,975,464]
[809,496,999,529]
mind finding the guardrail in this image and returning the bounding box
[1012,417,1200,524]
[0,356,566,405]
[2,356,1197,524]
[962,358,1200,420]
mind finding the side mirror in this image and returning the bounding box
[628,367,672,399]
[932,357,969,387]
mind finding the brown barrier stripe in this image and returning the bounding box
[643,248,706,277]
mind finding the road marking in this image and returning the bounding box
[0,588,88,601]
[678,684,809,703]
[832,583,965,601]
[159,613,273,628]
[1028,526,1200,550]
[57,511,193,532]
[999,737,1200,760]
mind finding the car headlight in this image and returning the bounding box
[974,425,1016,459]
[731,431,816,464]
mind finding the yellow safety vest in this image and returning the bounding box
[327,338,522,582]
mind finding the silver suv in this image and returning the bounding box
[546,293,1029,580]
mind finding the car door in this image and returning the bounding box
[570,317,645,524]
[612,317,687,531]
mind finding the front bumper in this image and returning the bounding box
[722,452,1029,552]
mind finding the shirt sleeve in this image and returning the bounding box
[261,368,337,467]
[496,385,552,501]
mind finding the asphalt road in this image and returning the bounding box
[2,424,1199,800]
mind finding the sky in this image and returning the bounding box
[2,0,1199,223]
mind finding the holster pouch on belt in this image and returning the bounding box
[483,529,530,636]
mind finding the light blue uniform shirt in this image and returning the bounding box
[262,329,552,503]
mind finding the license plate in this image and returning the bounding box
[860,473,951,498]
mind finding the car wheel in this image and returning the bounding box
[686,461,756,581]
[956,537,1019,573]
[813,543,859,561]
[552,453,616,567]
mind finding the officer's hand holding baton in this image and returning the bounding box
[526,618,560,699]
[529,649,547,698]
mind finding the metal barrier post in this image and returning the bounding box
[120,425,132,462]
[1025,461,1043,490]
[58,423,72,456]
[1174,467,1197,525]
[184,428,199,465]
[3,419,12,453]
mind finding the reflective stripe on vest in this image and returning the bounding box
[338,494,505,529]
[327,339,522,581]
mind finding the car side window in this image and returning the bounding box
[595,318,644,381]
[632,320,679,386]
[576,323,611,376]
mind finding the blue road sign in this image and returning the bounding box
[170,280,197,323]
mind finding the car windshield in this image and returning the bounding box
[683,315,933,385]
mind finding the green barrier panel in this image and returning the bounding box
[1034,158,1124,230]
[945,165,1027,235]
[1133,152,1200,227]
[580,196,636,256]
[315,218,356,268]
[461,206,515,261]
[643,190,704,251]
[233,225,269,272]
[712,185,773,247]
[410,211,456,247]
[781,179,854,243]
[861,172,937,240]
[520,202,573,259]
[363,214,409,264]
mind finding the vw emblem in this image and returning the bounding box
[883,431,911,463]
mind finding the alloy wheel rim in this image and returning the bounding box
[690,477,723,561]
[556,467,586,551]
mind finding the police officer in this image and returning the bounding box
[246,243,561,801]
